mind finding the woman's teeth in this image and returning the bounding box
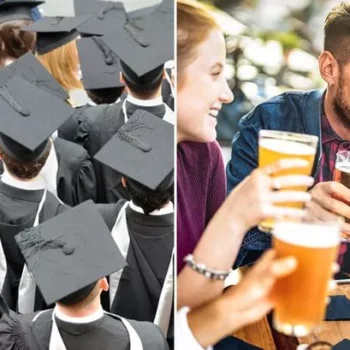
[209,109,219,118]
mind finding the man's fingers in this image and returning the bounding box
[304,200,338,222]
[326,182,350,198]
[312,189,350,219]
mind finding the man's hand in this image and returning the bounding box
[306,181,350,235]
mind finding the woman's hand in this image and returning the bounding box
[187,250,297,347]
[221,250,296,330]
[224,158,314,232]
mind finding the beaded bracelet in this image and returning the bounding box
[183,254,233,281]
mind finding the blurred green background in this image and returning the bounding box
[196,0,340,145]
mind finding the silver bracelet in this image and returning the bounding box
[183,254,233,280]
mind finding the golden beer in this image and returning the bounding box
[259,131,318,232]
[334,151,350,231]
[272,222,340,336]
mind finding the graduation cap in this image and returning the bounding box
[76,36,124,90]
[15,200,126,306]
[0,75,74,162]
[0,52,68,101]
[73,0,155,22]
[101,14,173,87]
[152,0,174,31]
[22,15,91,54]
[94,109,174,192]
[76,1,127,37]
[0,0,44,24]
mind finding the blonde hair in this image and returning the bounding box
[38,40,82,91]
[177,0,220,87]
[324,2,350,65]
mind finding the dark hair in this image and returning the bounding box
[121,63,164,99]
[324,2,350,66]
[58,282,99,306]
[86,87,125,105]
[0,19,36,67]
[126,179,174,215]
[0,141,51,180]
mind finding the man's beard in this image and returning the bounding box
[333,77,350,129]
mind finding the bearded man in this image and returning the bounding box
[227,1,350,267]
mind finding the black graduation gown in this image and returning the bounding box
[97,201,174,348]
[162,70,174,111]
[0,138,96,207]
[54,137,97,206]
[76,101,167,203]
[58,105,91,143]
[0,294,169,350]
[0,182,67,311]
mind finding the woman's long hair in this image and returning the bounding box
[38,40,83,92]
[177,0,219,88]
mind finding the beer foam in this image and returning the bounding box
[260,139,316,156]
[273,222,340,248]
[336,164,350,173]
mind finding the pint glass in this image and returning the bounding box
[259,130,318,232]
[272,220,341,337]
[334,151,350,226]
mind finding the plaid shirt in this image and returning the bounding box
[316,112,350,183]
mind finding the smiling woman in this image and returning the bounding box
[176,1,316,349]
[177,1,233,143]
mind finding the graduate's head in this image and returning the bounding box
[38,40,83,94]
[86,86,125,105]
[0,0,41,67]
[0,62,74,180]
[15,201,126,313]
[320,2,350,129]
[0,19,36,67]
[0,137,51,180]
[120,61,165,100]
[122,173,174,215]
[94,110,174,214]
[57,278,109,309]
[177,0,233,143]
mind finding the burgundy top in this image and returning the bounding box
[177,141,226,273]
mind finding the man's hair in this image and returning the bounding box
[57,281,100,308]
[0,19,36,67]
[0,142,51,180]
[121,63,164,99]
[126,179,174,215]
[86,87,125,105]
[324,2,350,65]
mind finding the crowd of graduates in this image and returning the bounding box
[0,1,174,349]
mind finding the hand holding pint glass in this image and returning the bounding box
[272,218,341,337]
[333,150,350,238]
[259,130,318,232]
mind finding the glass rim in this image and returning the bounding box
[274,216,344,229]
[272,218,342,248]
[259,130,319,145]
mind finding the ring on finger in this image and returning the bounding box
[272,178,281,190]
[264,165,274,175]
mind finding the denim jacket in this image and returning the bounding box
[226,89,324,267]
